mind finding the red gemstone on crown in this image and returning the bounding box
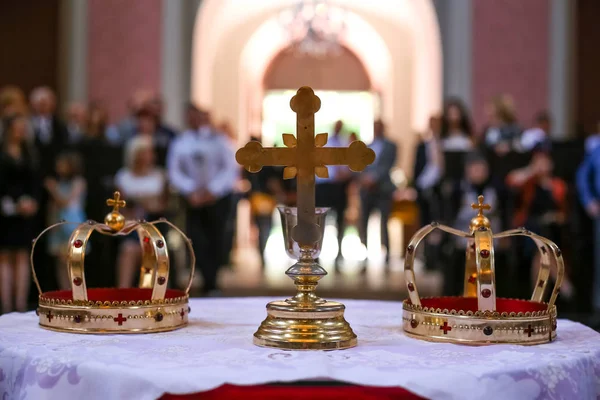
[157,277,166,285]
[156,240,164,248]
[407,282,415,292]
[481,289,492,298]
[480,249,490,258]
[143,237,150,243]
[410,319,418,328]
[73,240,83,248]
[73,277,83,286]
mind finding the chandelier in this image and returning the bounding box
[279,0,347,58]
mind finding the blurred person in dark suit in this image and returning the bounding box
[359,119,397,267]
[245,136,286,268]
[0,114,40,313]
[147,94,177,140]
[64,101,88,146]
[414,115,444,270]
[78,101,123,221]
[414,114,444,224]
[29,86,68,176]
[316,120,351,265]
[445,152,502,296]
[116,90,153,144]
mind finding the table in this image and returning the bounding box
[0,297,599,400]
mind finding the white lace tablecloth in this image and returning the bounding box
[1,297,599,400]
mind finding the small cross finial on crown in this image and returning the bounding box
[105,192,126,232]
[471,195,491,216]
[107,191,126,213]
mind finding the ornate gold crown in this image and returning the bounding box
[403,196,563,345]
[31,192,195,334]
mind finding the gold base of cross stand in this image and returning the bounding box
[253,301,357,350]
[253,263,357,350]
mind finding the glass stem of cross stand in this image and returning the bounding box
[285,246,327,307]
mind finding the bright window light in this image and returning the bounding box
[320,225,339,261]
[262,90,378,145]
[341,232,367,261]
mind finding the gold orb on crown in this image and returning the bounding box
[402,195,563,345]
[31,191,195,334]
[104,191,126,231]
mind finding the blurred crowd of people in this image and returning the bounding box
[413,96,575,301]
[0,85,599,319]
[0,85,240,312]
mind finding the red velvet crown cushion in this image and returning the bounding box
[415,297,548,313]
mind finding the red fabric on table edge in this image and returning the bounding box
[160,384,426,400]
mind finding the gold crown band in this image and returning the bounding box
[475,228,495,311]
[402,299,557,345]
[37,292,189,334]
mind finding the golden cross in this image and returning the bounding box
[106,191,126,213]
[471,195,491,216]
[236,87,375,246]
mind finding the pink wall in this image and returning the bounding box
[88,0,162,122]
[472,0,549,131]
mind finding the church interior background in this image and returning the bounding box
[1,0,600,317]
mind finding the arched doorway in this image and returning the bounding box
[191,0,442,173]
[261,45,376,146]
[264,46,370,91]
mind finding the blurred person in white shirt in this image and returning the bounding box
[167,104,238,295]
